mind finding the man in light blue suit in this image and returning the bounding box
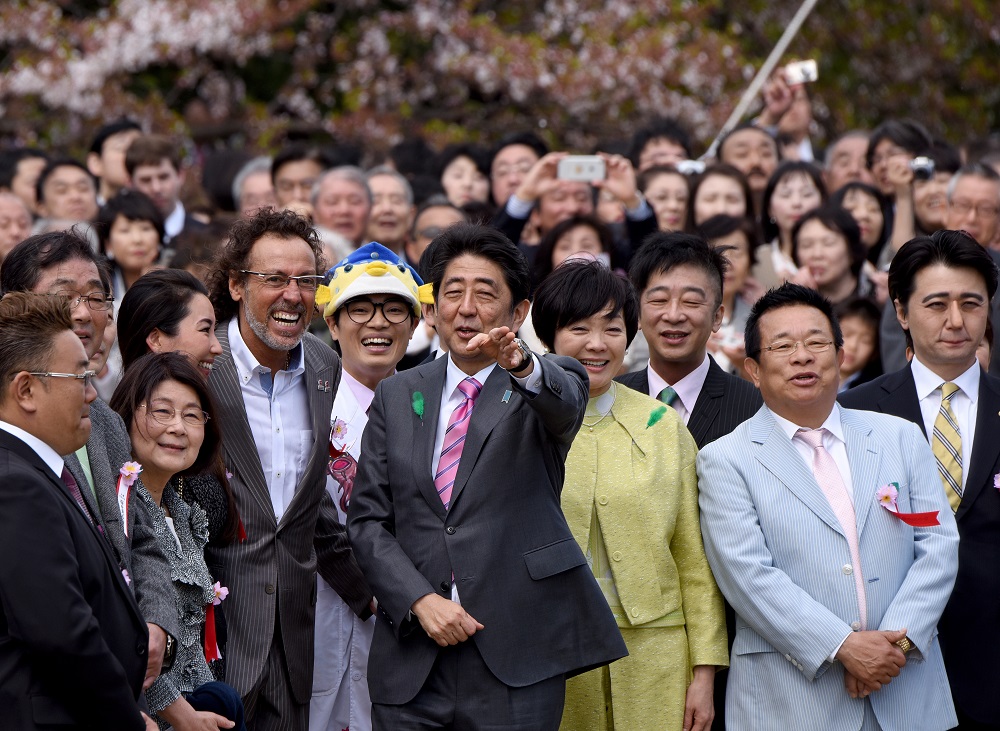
[697,283,959,731]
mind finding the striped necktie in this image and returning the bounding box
[932,382,963,512]
[62,466,95,525]
[434,377,482,510]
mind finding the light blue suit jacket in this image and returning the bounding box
[697,405,958,731]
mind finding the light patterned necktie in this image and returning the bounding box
[797,428,867,630]
[657,386,678,408]
[434,377,482,510]
[62,466,94,525]
[932,382,963,512]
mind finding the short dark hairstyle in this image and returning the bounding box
[436,143,490,180]
[532,259,639,351]
[717,122,778,163]
[929,139,962,175]
[35,158,96,206]
[888,230,999,313]
[0,293,74,407]
[206,208,325,323]
[389,137,438,177]
[686,163,755,230]
[89,119,141,155]
[697,214,760,267]
[745,283,843,361]
[628,118,693,167]
[270,144,341,185]
[865,119,933,169]
[628,231,728,309]
[532,214,614,286]
[1,229,110,296]
[423,223,530,307]
[489,132,549,172]
[117,269,210,371]
[829,181,893,263]
[637,164,687,195]
[761,161,828,242]
[0,148,48,190]
[96,189,165,253]
[792,204,868,279]
[124,134,182,175]
[109,351,235,535]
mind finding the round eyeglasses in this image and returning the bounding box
[344,299,412,325]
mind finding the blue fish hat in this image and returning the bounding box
[316,242,433,318]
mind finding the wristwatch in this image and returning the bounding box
[895,636,914,654]
[161,632,177,672]
[505,338,533,375]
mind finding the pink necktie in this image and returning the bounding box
[797,428,867,630]
[435,377,482,510]
[62,466,94,525]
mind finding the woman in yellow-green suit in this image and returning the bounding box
[532,258,728,731]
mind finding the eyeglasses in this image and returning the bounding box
[344,299,412,325]
[417,226,447,240]
[43,292,114,311]
[949,200,1000,220]
[763,339,834,357]
[28,370,96,388]
[241,271,323,292]
[491,162,534,180]
[140,403,210,426]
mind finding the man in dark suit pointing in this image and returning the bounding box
[349,223,626,730]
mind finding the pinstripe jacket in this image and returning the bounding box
[697,405,959,731]
[614,356,762,449]
[205,323,372,703]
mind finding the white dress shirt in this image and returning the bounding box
[163,201,186,241]
[645,353,711,425]
[911,357,979,491]
[0,420,64,480]
[228,317,312,522]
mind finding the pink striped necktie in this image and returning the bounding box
[435,377,482,510]
[62,466,95,525]
[796,428,867,630]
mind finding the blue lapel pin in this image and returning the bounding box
[502,389,512,403]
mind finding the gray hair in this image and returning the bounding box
[311,165,372,207]
[823,130,870,171]
[365,165,414,206]
[231,156,273,208]
[946,162,1000,203]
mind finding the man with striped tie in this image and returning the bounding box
[699,283,958,731]
[841,230,1000,730]
[348,223,626,730]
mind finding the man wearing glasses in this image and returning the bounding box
[0,230,178,696]
[697,283,959,731]
[206,207,372,731]
[0,292,152,728]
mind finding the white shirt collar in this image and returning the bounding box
[227,316,304,386]
[444,356,495,400]
[771,403,846,445]
[0,420,64,478]
[646,353,711,411]
[910,356,980,404]
[164,201,186,239]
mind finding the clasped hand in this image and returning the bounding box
[836,628,908,698]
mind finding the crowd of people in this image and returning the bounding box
[0,65,998,731]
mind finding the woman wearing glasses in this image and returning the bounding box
[110,352,245,731]
[310,242,426,731]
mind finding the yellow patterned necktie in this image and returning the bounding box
[932,382,963,512]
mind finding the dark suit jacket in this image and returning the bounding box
[205,325,372,703]
[0,431,148,730]
[615,356,763,449]
[348,354,628,705]
[839,365,1000,724]
[64,400,178,641]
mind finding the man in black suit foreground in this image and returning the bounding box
[349,223,626,730]
[0,293,150,729]
[840,230,1000,730]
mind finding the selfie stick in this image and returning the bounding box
[701,0,820,161]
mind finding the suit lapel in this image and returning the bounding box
[878,367,925,437]
[687,357,725,446]
[840,410,881,537]
[960,373,1000,520]
[448,366,513,509]
[413,357,447,518]
[212,325,275,523]
[751,408,845,536]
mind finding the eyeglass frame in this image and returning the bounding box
[139,402,211,427]
[27,370,97,388]
[949,199,1000,220]
[240,270,324,292]
[342,298,414,325]
[42,291,114,311]
[762,338,835,357]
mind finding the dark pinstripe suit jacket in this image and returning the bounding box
[205,324,372,703]
[840,365,1000,725]
[614,356,763,449]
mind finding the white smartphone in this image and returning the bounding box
[557,155,606,182]
[785,59,818,85]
